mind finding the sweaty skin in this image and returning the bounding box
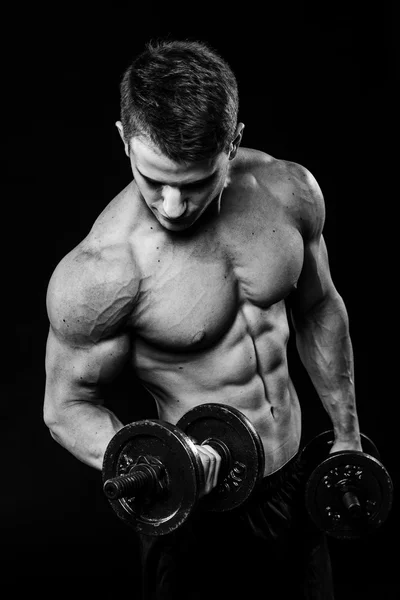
[44,140,361,482]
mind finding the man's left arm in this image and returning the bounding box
[289,167,362,453]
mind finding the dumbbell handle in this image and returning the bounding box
[338,483,362,517]
[103,462,164,500]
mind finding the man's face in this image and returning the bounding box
[126,135,233,232]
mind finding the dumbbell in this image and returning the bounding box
[102,403,265,536]
[302,431,394,539]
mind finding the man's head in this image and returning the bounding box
[116,39,244,231]
[118,39,240,162]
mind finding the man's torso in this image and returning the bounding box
[73,149,308,474]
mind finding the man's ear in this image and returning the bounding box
[115,121,130,157]
[229,123,245,160]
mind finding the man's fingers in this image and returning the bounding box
[196,444,222,495]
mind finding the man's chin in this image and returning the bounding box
[157,213,194,231]
[162,221,191,232]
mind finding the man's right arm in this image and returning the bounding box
[44,327,130,470]
[44,241,139,470]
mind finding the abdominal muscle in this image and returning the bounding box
[132,300,302,476]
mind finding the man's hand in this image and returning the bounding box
[329,437,363,455]
[196,444,223,497]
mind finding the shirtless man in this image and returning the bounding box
[44,40,361,599]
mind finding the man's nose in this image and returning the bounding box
[162,186,187,219]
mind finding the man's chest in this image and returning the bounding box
[130,218,303,350]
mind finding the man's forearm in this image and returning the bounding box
[293,293,360,444]
[45,400,124,470]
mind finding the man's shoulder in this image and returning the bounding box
[232,149,325,239]
[236,149,318,191]
[235,149,324,217]
[46,203,140,345]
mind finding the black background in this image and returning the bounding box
[4,2,398,598]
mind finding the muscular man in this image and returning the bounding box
[44,39,361,599]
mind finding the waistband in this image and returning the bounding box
[257,451,305,494]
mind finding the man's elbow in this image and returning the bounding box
[317,289,348,320]
[43,398,63,441]
[292,288,348,328]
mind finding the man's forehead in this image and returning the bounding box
[130,137,225,182]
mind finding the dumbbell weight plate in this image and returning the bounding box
[102,420,204,536]
[177,403,265,511]
[305,450,394,539]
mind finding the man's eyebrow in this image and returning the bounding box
[136,168,216,187]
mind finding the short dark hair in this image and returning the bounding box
[120,39,239,163]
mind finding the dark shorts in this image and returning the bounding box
[138,453,335,600]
